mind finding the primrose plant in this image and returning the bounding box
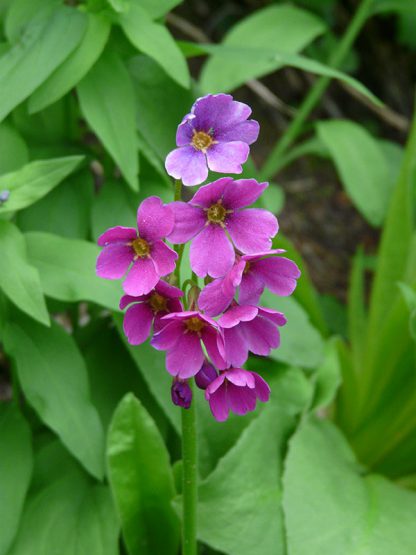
[96,93,300,554]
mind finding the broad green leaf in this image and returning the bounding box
[200,5,325,92]
[310,338,342,411]
[283,418,416,554]
[3,316,105,479]
[317,120,392,226]
[0,156,83,213]
[129,55,194,160]
[0,221,49,325]
[4,0,60,43]
[119,4,189,88]
[25,232,122,311]
[0,7,87,122]
[348,248,367,370]
[0,404,33,555]
[0,123,28,174]
[139,0,182,18]
[29,13,111,113]
[107,393,180,555]
[78,50,139,191]
[106,0,130,12]
[9,440,119,555]
[261,291,325,369]
[372,0,416,14]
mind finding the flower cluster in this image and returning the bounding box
[96,93,300,421]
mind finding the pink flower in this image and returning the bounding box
[120,280,183,345]
[195,360,218,390]
[218,304,287,367]
[168,178,278,278]
[151,311,226,379]
[165,94,259,186]
[205,368,270,421]
[199,250,300,316]
[96,196,177,296]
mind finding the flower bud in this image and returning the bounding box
[195,361,218,390]
[171,380,192,409]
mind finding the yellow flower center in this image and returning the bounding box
[192,130,214,152]
[131,237,150,258]
[149,292,168,313]
[185,317,205,333]
[207,202,226,224]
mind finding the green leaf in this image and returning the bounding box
[0,123,28,174]
[0,7,87,122]
[200,5,325,92]
[3,316,105,479]
[107,393,180,555]
[317,120,392,226]
[4,0,60,43]
[310,338,342,411]
[139,0,182,18]
[24,232,122,311]
[0,221,49,325]
[9,440,119,555]
[283,418,416,554]
[0,404,33,555]
[348,248,367,370]
[29,12,111,113]
[372,0,416,14]
[0,156,83,214]
[119,4,189,88]
[78,50,139,191]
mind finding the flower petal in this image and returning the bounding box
[226,368,256,388]
[123,257,158,296]
[190,177,233,208]
[137,196,174,241]
[198,277,234,317]
[228,383,257,416]
[201,326,227,370]
[216,119,259,144]
[206,141,249,174]
[238,270,264,306]
[207,385,230,422]
[96,244,132,279]
[222,179,268,209]
[119,294,148,310]
[253,372,271,403]
[253,256,301,296]
[167,202,205,244]
[218,304,258,329]
[176,114,195,146]
[155,279,183,299]
[123,303,153,345]
[151,320,183,350]
[258,307,287,327]
[227,208,278,253]
[192,94,253,132]
[97,226,137,246]
[166,332,204,378]
[151,241,178,276]
[190,225,234,278]
[223,327,248,367]
[242,314,280,356]
[165,146,208,186]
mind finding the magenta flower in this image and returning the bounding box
[171,380,192,409]
[120,280,183,345]
[165,94,259,186]
[168,178,278,278]
[205,368,270,422]
[195,361,218,390]
[96,196,177,296]
[218,304,287,367]
[199,249,301,316]
[151,311,226,379]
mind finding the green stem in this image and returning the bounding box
[181,381,197,555]
[260,0,374,181]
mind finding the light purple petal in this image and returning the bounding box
[258,307,287,327]
[166,332,204,378]
[151,241,177,276]
[226,368,255,388]
[238,270,264,306]
[123,303,153,345]
[253,372,271,403]
[123,257,158,296]
[207,385,230,422]
[97,226,137,246]
[228,383,257,416]
[215,119,259,144]
[167,202,205,244]
[192,94,253,133]
[162,310,199,322]
[226,209,278,253]
[223,327,248,367]
[242,315,280,356]
[218,304,258,329]
[155,279,183,299]
[119,294,148,310]
[206,141,249,174]
[190,177,233,208]
[222,179,268,209]
[165,146,208,186]
[253,257,301,296]
[151,320,183,350]
[190,225,235,278]
[222,259,245,297]
[198,278,234,317]
[205,372,226,396]
[241,249,285,262]
[201,326,227,370]
[137,196,175,241]
[176,115,195,146]
[96,244,132,279]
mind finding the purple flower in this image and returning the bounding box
[195,361,218,390]
[151,311,226,379]
[165,94,259,186]
[96,196,178,296]
[171,379,192,409]
[168,178,278,278]
[119,280,183,345]
[218,304,287,367]
[205,368,270,421]
[199,250,301,316]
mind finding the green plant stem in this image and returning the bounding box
[181,381,197,555]
[260,0,374,181]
